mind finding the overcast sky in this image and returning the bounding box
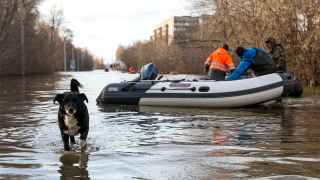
[39,0,189,63]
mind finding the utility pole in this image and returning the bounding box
[63,38,67,71]
[222,0,228,43]
[71,46,75,71]
[62,28,72,71]
[19,0,26,76]
[78,50,82,71]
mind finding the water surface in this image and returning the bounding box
[0,71,319,180]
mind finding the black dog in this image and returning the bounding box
[54,79,89,151]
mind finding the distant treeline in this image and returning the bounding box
[117,0,320,87]
[0,0,104,76]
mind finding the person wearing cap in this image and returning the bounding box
[265,37,287,72]
[227,47,277,80]
[204,44,235,81]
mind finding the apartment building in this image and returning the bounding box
[151,16,200,45]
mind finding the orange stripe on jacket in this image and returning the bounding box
[205,48,235,72]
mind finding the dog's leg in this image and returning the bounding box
[79,129,89,151]
[70,136,76,145]
[69,136,76,150]
[61,131,71,151]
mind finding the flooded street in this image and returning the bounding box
[0,70,319,180]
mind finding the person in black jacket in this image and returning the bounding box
[265,37,287,72]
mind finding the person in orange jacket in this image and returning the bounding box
[205,44,235,80]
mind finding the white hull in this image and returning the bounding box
[139,87,283,108]
[140,73,284,108]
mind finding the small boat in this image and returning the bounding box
[96,64,302,108]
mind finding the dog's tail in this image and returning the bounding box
[71,79,82,93]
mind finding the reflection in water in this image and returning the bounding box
[212,126,228,145]
[59,152,89,179]
[0,71,319,179]
[138,104,286,116]
[97,104,139,113]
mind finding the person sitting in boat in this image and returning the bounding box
[227,47,277,80]
[205,44,235,81]
[139,63,159,80]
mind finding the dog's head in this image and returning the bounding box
[54,93,88,116]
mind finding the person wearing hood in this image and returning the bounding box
[227,47,277,80]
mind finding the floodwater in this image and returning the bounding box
[0,70,319,180]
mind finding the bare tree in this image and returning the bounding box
[0,0,18,55]
[0,1,98,76]
[186,0,320,86]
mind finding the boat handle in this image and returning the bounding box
[160,87,197,92]
[199,86,210,92]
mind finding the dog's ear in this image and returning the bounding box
[53,94,64,105]
[79,93,88,103]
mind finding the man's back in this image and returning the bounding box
[251,48,277,76]
[206,48,234,72]
[227,47,276,80]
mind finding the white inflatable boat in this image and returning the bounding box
[96,73,302,108]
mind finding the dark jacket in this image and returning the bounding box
[227,48,277,80]
[269,43,287,72]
